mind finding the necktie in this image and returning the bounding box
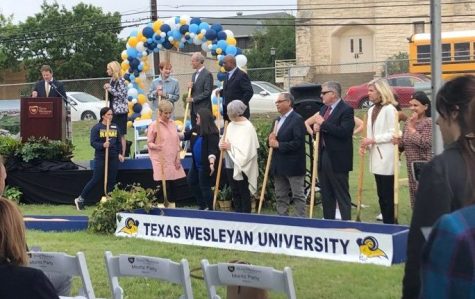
[323,106,332,120]
[194,71,200,82]
[45,82,50,97]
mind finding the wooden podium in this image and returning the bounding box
[20,97,66,141]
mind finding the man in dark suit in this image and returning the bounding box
[32,65,66,99]
[268,92,307,217]
[307,81,355,220]
[187,52,213,128]
[221,55,253,121]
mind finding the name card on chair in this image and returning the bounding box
[119,255,170,279]
[217,263,273,289]
[29,253,67,273]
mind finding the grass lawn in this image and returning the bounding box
[15,111,412,298]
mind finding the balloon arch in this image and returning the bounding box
[119,16,248,126]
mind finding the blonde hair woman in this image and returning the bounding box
[0,179,59,298]
[104,61,128,157]
[360,78,398,224]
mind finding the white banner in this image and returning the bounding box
[115,211,399,266]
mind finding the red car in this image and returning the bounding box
[344,73,431,109]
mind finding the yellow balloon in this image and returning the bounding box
[153,20,163,32]
[180,18,187,25]
[121,50,128,60]
[220,66,225,73]
[128,102,134,109]
[138,82,145,90]
[121,60,129,71]
[212,105,218,117]
[216,48,222,55]
[137,31,146,42]
[226,37,237,46]
[142,64,149,72]
[127,121,133,128]
[138,94,147,104]
[142,111,152,119]
[174,120,183,127]
[135,117,142,122]
[128,36,138,47]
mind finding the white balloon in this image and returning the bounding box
[224,30,234,38]
[136,41,145,52]
[131,98,138,104]
[127,88,138,98]
[142,51,148,57]
[201,29,206,34]
[189,33,196,39]
[168,36,174,42]
[142,103,151,110]
[201,42,210,52]
[160,32,166,38]
[235,55,248,68]
[193,37,202,45]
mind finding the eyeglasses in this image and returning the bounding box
[321,90,333,96]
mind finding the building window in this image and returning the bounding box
[350,39,354,53]
[413,22,425,34]
[359,38,363,53]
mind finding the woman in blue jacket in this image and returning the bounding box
[74,107,124,210]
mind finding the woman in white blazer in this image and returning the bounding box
[360,78,398,224]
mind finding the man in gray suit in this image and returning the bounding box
[187,52,214,128]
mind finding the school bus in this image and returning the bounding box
[408,30,475,79]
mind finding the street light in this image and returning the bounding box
[270,47,276,83]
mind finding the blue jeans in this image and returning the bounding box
[187,163,212,210]
[80,155,119,200]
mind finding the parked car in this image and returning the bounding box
[344,73,431,109]
[66,92,106,121]
[250,81,285,113]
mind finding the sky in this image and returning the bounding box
[0,0,297,37]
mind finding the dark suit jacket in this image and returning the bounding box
[318,100,355,173]
[184,129,219,173]
[222,67,253,120]
[270,110,306,177]
[191,68,213,116]
[33,79,66,98]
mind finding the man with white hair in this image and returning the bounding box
[187,52,213,128]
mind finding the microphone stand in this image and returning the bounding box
[49,81,73,141]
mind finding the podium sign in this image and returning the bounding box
[21,97,66,141]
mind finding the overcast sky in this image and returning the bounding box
[1,0,296,36]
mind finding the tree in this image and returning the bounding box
[1,2,124,81]
[384,52,409,76]
[0,14,20,71]
[246,16,295,82]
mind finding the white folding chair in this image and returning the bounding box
[133,119,153,158]
[28,251,96,299]
[104,251,193,299]
[201,259,296,299]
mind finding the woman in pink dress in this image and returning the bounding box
[398,91,432,208]
[147,100,186,202]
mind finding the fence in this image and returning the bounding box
[0,59,415,117]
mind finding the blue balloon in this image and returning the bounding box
[217,40,227,50]
[217,31,227,40]
[205,29,217,40]
[162,40,173,49]
[133,103,142,114]
[210,23,223,33]
[199,22,210,31]
[211,95,217,105]
[190,17,201,25]
[172,30,181,40]
[142,26,154,38]
[185,120,192,130]
[129,112,141,121]
[217,71,227,81]
[180,25,189,34]
[130,58,140,69]
[129,74,136,81]
[129,30,138,37]
[226,45,237,56]
[147,38,153,44]
[124,73,131,81]
[126,47,138,58]
[175,16,180,24]
[160,24,171,33]
[189,23,199,34]
[236,47,243,55]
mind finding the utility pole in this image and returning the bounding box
[430,0,443,155]
[151,0,160,77]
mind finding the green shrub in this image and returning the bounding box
[20,137,74,162]
[0,135,22,160]
[88,184,157,234]
[3,186,22,204]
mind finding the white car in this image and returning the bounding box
[250,81,285,113]
[66,92,106,121]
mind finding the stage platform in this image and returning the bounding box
[7,157,194,205]
[24,215,89,231]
